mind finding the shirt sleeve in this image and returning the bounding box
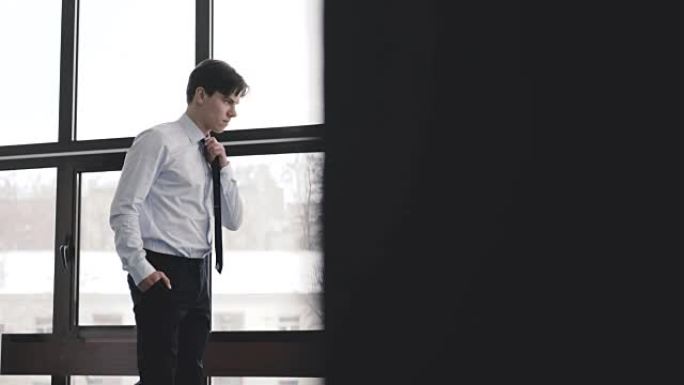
[109,129,166,285]
[219,164,244,230]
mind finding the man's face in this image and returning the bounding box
[200,90,241,134]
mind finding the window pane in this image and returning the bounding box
[214,0,324,129]
[0,0,60,145]
[78,154,324,330]
[0,169,56,335]
[0,376,51,385]
[77,0,194,140]
[211,378,324,385]
[79,171,132,325]
[71,376,138,385]
[212,153,324,331]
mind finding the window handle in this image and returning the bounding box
[59,239,71,269]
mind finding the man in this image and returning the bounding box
[110,59,248,385]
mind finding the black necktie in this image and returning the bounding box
[202,138,223,273]
[211,158,223,273]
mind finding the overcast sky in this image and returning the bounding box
[0,0,322,144]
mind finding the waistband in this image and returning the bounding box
[144,248,206,264]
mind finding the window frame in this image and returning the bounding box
[0,0,324,383]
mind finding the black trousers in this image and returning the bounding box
[127,249,211,385]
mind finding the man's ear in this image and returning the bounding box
[194,87,206,104]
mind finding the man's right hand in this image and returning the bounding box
[138,271,172,292]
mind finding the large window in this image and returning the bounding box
[0,0,61,145]
[212,153,323,331]
[0,169,56,334]
[77,0,194,140]
[214,0,324,129]
[78,153,324,330]
[0,170,56,385]
[79,171,132,326]
[0,0,324,382]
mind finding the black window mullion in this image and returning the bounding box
[51,1,80,384]
[197,0,212,63]
[52,375,68,385]
[53,0,79,341]
[58,0,78,143]
[53,162,80,340]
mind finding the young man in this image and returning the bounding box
[110,59,248,385]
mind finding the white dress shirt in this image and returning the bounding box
[110,114,243,285]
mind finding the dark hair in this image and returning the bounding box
[186,59,248,104]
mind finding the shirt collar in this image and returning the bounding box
[179,113,208,144]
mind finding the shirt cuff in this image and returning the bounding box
[128,255,157,286]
